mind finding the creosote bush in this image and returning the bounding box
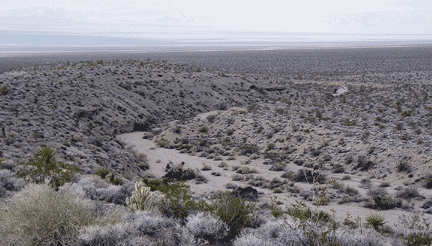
[140,178,255,241]
[211,191,256,240]
[144,179,207,220]
[364,186,401,210]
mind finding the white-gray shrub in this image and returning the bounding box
[234,220,298,246]
[77,223,132,246]
[233,232,268,246]
[336,228,390,246]
[185,212,229,241]
[178,225,197,246]
[0,169,24,195]
[69,176,132,205]
[234,219,390,246]
[125,210,178,236]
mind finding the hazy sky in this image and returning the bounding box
[1,0,431,38]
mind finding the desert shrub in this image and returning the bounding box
[267,178,286,190]
[77,223,134,246]
[395,212,432,246]
[396,186,423,200]
[308,147,322,157]
[344,186,359,196]
[360,178,372,189]
[290,169,327,184]
[269,197,285,218]
[151,181,208,220]
[270,162,287,171]
[71,177,133,205]
[329,179,344,190]
[379,181,391,187]
[17,147,79,189]
[125,211,178,242]
[112,176,123,186]
[232,174,244,181]
[201,164,212,171]
[199,126,208,133]
[401,110,412,117]
[185,212,229,243]
[0,184,95,245]
[424,173,432,189]
[225,181,238,189]
[210,191,256,240]
[234,186,259,201]
[239,144,259,156]
[342,175,351,180]
[95,167,111,179]
[173,125,182,134]
[366,212,386,231]
[344,155,353,164]
[195,173,208,184]
[273,187,284,193]
[206,114,217,123]
[0,169,24,197]
[343,118,357,126]
[218,161,229,169]
[354,155,375,171]
[314,187,330,206]
[396,161,412,173]
[421,199,432,210]
[164,163,199,181]
[143,177,168,190]
[364,186,401,210]
[283,201,387,245]
[234,219,388,246]
[335,228,389,246]
[332,164,345,173]
[281,171,294,179]
[211,171,221,176]
[233,220,291,246]
[287,201,334,225]
[236,166,257,174]
[287,201,339,245]
[126,181,159,212]
[0,86,9,95]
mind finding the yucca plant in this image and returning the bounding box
[17,147,79,189]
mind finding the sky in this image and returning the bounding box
[1,0,432,45]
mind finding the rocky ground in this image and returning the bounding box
[2,46,432,232]
[0,58,293,179]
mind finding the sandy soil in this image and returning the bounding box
[118,131,432,229]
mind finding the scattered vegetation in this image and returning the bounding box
[0,86,9,95]
[17,147,79,189]
[2,56,432,245]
